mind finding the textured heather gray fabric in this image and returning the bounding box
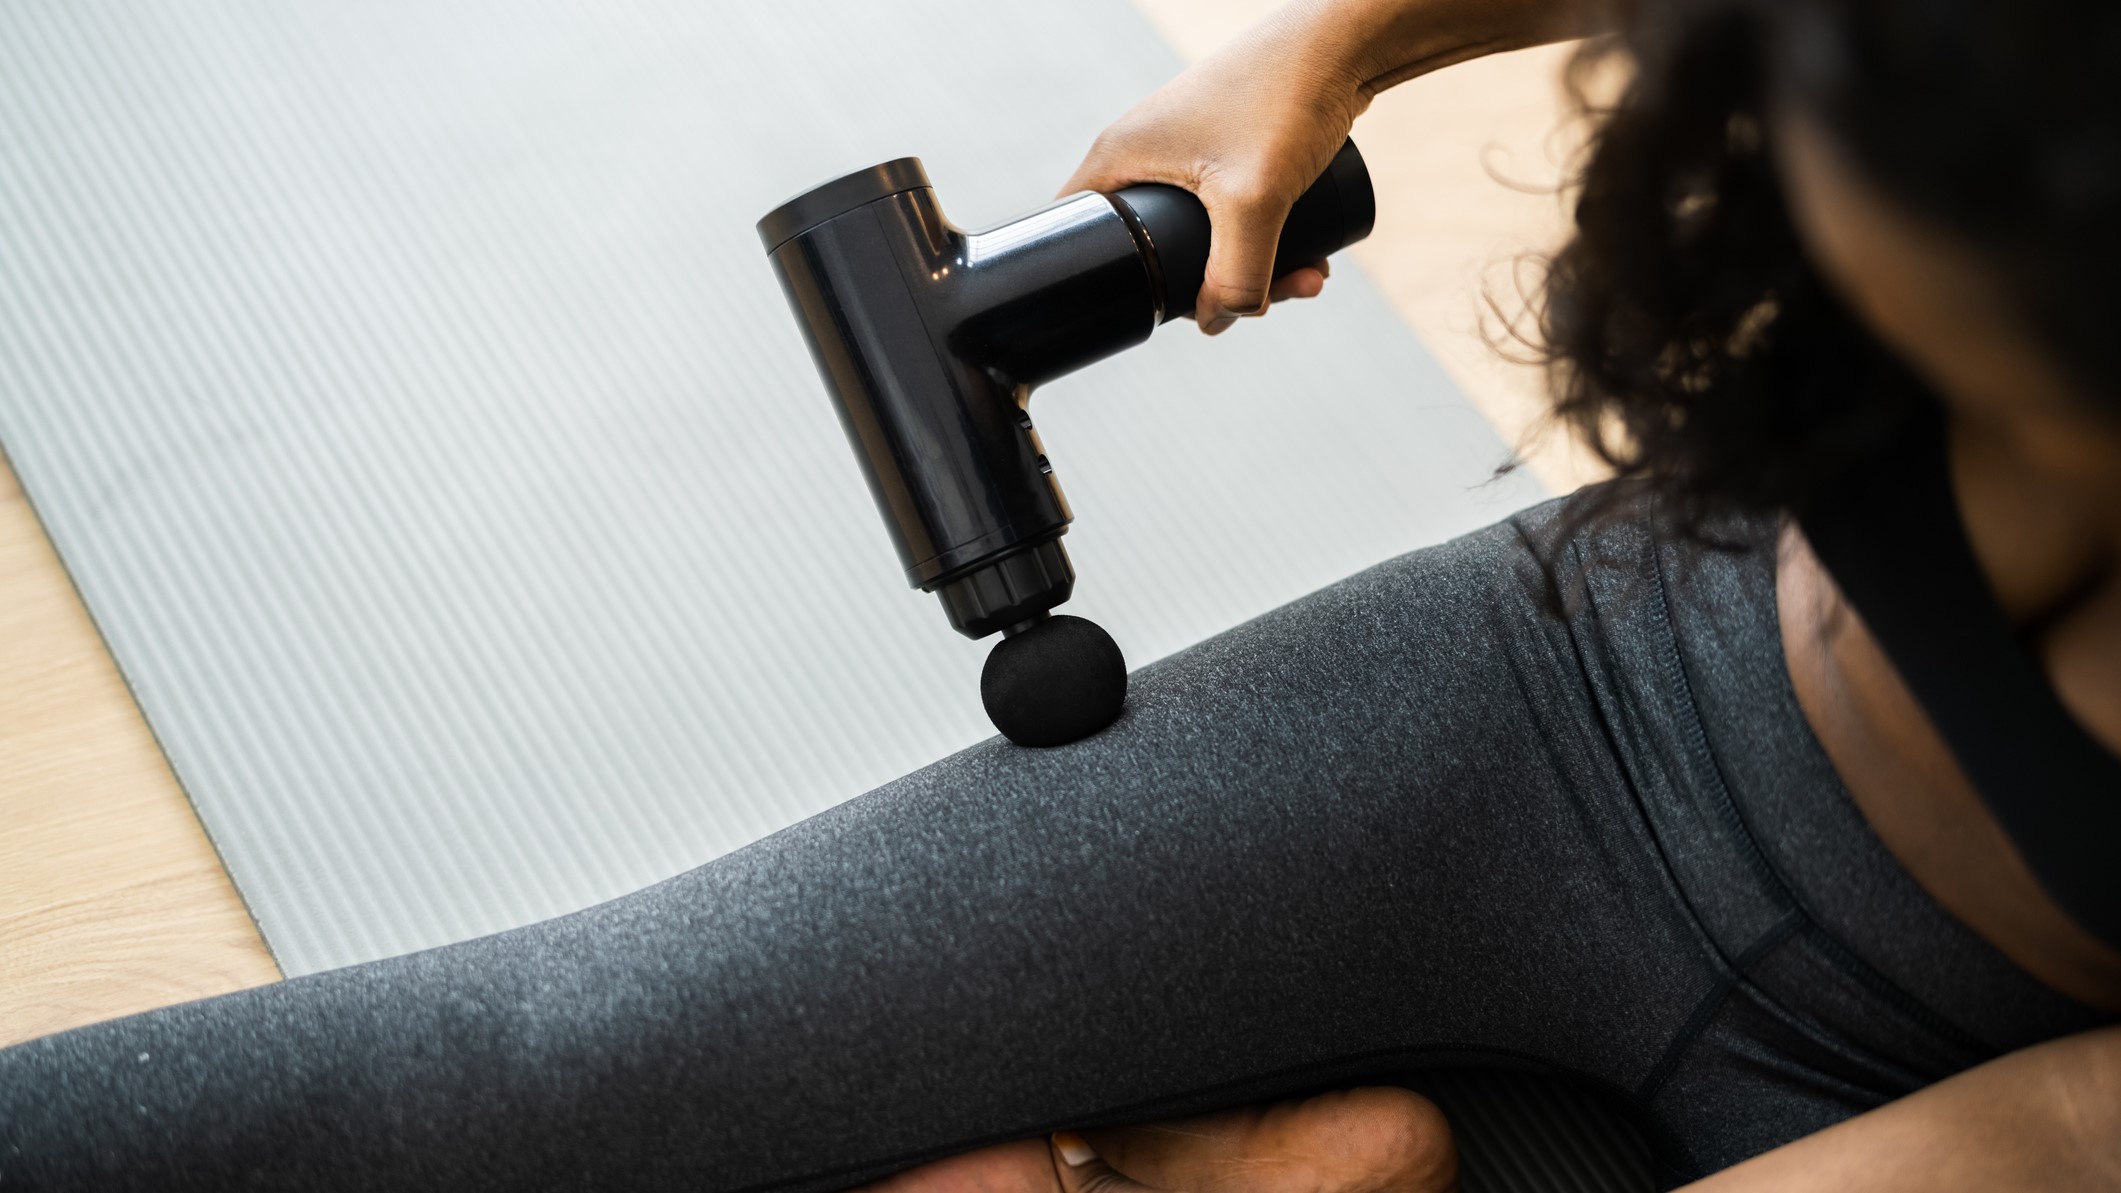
[0,492,2107,1191]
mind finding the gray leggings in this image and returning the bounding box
[0,490,2104,1191]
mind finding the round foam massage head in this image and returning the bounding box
[980,615,1128,747]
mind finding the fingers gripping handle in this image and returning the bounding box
[1110,139,1376,323]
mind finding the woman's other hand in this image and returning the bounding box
[861,1086,1458,1193]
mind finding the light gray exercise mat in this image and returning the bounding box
[0,0,1544,976]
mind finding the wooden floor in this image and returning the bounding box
[0,7,1592,1049]
[0,461,281,1047]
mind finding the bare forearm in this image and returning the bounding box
[1268,0,1614,97]
[1683,1027,2121,1192]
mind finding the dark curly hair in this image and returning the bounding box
[1540,0,2121,528]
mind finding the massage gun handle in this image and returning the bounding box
[1112,139,1377,323]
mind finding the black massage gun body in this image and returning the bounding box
[758,142,1374,639]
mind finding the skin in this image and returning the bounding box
[863,1091,1459,1193]
[1057,0,1597,333]
[873,1,2121,1189]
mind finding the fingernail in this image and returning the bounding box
[1053,1131,1096,1166]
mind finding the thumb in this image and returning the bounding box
[1049,1132,1160,1193]
[1195,184,1290,336]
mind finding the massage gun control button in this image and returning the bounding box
[1018,415,1047,458]
[1036,454,1053,475]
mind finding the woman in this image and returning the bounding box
[1,0,2115,1189]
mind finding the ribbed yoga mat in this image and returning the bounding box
[1405,1070,1659,1192]
[0,0,1541,975]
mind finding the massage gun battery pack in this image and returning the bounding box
[759,142,1376,744]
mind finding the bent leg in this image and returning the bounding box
[0,503,1725,1192]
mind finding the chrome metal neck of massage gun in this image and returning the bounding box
[758,140,1376,639]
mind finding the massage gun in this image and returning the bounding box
[759,141,1376,745]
